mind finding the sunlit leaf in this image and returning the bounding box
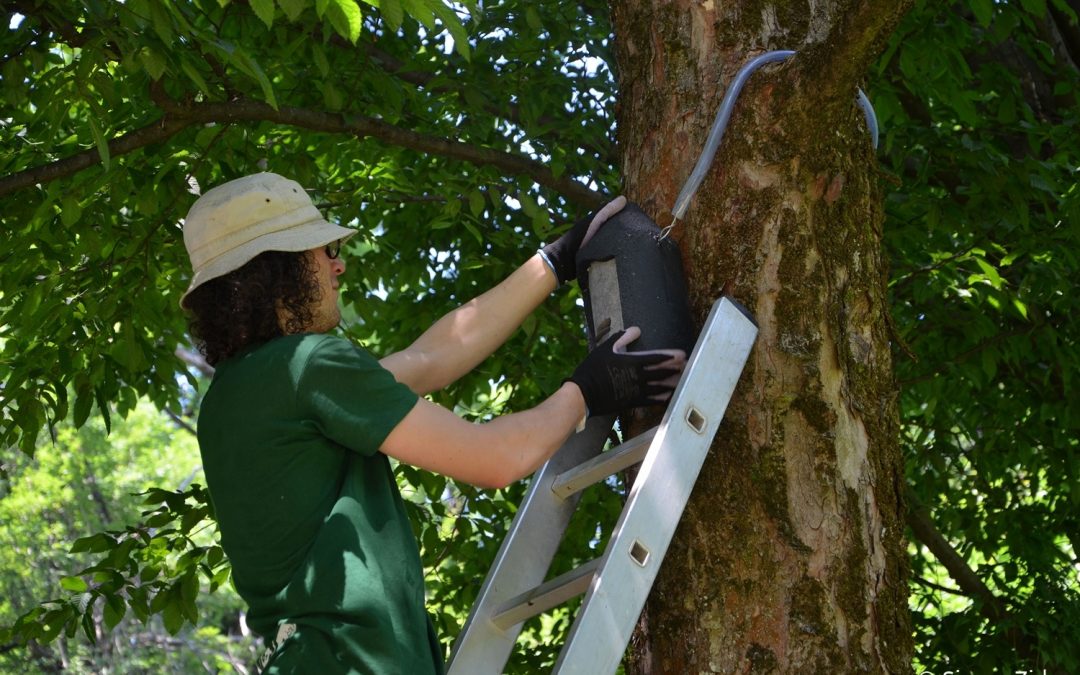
[251,0,276,28]
[326,0,363,43]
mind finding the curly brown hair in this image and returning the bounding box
[184,250,322,366]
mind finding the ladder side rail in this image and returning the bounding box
[446,415,615,674]
[553,297,758,674]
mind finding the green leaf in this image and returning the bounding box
[38,608,68,643]
[148,1,176,44]
[525,6,542,30]
[206,545,224,567]
[138,47,167,80]
[230,47,278,109]
[60,576,88,593]
[139,564,161,582]
[312,42,330,77]
[432,2,470,60]
[970,0,994,26]
[973,257,1004,288]
[211,566,231,591]
[149,585,172,615]
[161,596,184,635]
[179,572,199,623]
[251,0,276,28]
[517,192,539,217]
[102,595,126,630]
[1050,0,1079,21]
[981,348,997,380]
[80,603,96,643]
[532,209,551,237]
[72,381,93,428]
[379,0,404,30]
[88,118,110,171]
[60,195,83,227]
[128,587,149,622]
[278,0,308,21]
[1019,0,1048,18]
[180,59,212,97]
[400,0,434,29]
[321,81,345,111]
[70,532,115,554]
[468,189,485,217]
[95,387,111,434]
[462,219,483,245]
[327,0,363,43]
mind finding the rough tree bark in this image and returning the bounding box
[608,1,914,671]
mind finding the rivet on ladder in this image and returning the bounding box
[686,406,706,433]
[629,540,650,567]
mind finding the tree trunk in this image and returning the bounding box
[610,2,914,671]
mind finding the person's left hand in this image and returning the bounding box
[540,196,627,285]
[566,325,686,417]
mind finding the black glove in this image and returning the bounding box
[568,327,686,417]
[540,196,627,285]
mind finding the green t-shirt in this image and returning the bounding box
[198,333,443,674]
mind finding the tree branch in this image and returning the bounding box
[890,244,978,293]
[905,493,1006,621]
[913,576,967,597]
[792,0,915,118]
[0,97,604,209]
[175,347,214,378]
[0,114,193,197]
[905,489,1043,666]
[5,2,608,207]
[165,409,197,437]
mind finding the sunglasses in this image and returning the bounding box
[325,239,343,259]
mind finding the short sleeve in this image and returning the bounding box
[296,336,419,456]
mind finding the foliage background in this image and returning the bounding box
[0,403,260,672]
[0,0,1076,672]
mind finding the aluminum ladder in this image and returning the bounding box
[447,295,757,674]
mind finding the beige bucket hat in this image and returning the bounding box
[180,172,355,307]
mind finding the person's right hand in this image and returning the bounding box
[539,196,627,285]
[567,326,686,417]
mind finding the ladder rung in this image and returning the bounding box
[550,427,658,499]
[491,558,601,630]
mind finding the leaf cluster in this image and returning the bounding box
[2,484,224,646]
[0,403,255,671]
[875,0,1080,670]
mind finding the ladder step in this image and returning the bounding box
[550,427,658,499]
[491,559,601,631]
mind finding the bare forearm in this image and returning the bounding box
[478,382,585,486]
[383,253,557,394]
[379,382,587,489]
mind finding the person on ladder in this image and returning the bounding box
[178,172,687,674]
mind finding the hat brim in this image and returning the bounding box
[180,217,356,308]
